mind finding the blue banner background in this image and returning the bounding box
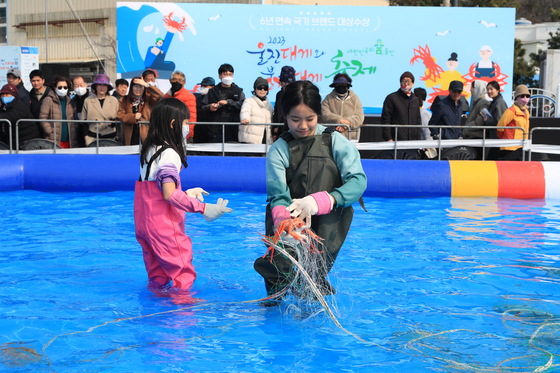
[117,3,515,114]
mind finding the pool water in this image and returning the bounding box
[1,191,560,372]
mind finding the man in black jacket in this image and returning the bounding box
[429,80,464,140]
[381,71,421,142]
[201,64,245,143]
[271,65,296,141]
[29,69,51,120]
[0,84,40,149]
[193,76,215,143]
[6,68,31,110]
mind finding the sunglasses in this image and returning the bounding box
[518,94,530,99]
[451,90,462,94]
[256,86,268,91]
[57,86,68,90]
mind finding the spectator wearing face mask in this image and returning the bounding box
[193,77,215,143]
[0,83,39,149]
[71,75,91,147]
[239,77,273,145]
[496,84,531,160]
[321,73,364,141]
[164,70,197,143]
[201,63,245,143]
[6,68,31,110]
[381,71,421,142]
[39,75,78,148]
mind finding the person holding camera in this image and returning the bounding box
[117,75,162,145]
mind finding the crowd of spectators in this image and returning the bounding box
[0,64,533,160]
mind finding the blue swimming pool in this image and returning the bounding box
[1,191,560,372]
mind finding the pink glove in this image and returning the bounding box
[168,188,205,213]
[271,205,291,229]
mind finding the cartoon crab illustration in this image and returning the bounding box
[410,45,444,84]
[163,12,188,33]
[462,61,508,87]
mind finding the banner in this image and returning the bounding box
[116,3,515,113]
[0,46,39,91]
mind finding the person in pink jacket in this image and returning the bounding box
[135,98,232,290]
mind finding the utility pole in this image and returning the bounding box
[442,0,451,6]
[45,0,49,63]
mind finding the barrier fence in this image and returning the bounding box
[1,120,559,161]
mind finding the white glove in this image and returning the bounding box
[287,195,318,227]
[186,187,209,202]
[202,198,233,222]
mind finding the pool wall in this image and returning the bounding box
[1,155,559,199]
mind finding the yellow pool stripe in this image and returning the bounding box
[449,161,499,197]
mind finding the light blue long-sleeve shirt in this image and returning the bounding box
[266,124,367,209]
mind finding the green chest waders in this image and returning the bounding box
[254,129,354,294]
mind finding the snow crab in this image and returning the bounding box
[261,218,323,262]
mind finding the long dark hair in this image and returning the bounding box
[127,76,145,100]
[281,80,322,134]
[487,80,501,95]
[140,98,190,169]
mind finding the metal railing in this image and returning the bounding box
[184,122,350,156]
[513,88,556,118]
[359,124,528,160]
[528,127,560,161]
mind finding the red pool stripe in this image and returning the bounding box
[496,161,545,199]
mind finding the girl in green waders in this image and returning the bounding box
[254,80,367,297]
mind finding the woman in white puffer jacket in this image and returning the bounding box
[239,77,273,144]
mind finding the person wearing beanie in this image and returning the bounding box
[0,83,40,149]
[238,77,274,144]
[428,80,464,140]
[321,73,364,141]
[381,71,421,144]
[272,65,296,140]
[82,73,120,146]
[193,76,215,143]
[496,84,531,159]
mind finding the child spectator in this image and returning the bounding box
[135,98,232,289]
[253,80,367,296]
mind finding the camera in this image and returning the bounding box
[132,105,139,114]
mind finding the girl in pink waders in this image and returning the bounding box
[134,98,232,289]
